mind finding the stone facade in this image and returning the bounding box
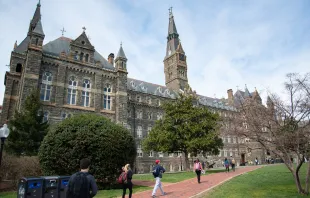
[1,2,271,173]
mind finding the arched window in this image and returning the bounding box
[82,79,91,107]
[80,52,84,61]
[40,72,53,101]
[85,54,89,62]
[61,112,72,120]
[16,63,22,73]
[137,126,142,138]
[67,76,77,105]
[103,84,112,110]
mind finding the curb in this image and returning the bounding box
[189,166,264,198]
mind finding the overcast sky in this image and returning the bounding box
[0,0,309,105]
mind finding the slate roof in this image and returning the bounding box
[117,45,127,59]
[42,37,115,70]
[127,78,178,99]
[198,95,237,111]
[14,36,30,53]
[33,20,44,35]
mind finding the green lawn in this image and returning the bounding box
[0,185,151,198]
[133,169,226,183]
[206,164,308,198]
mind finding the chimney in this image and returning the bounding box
[108,53,114,66]
[227,89,233,104]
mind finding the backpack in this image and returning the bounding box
[68,172,89,198]
[118,172,127,184]
[232,159,235,164]
[152,166,160,177]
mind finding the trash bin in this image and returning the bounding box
[58,176,70,198]
[17,177,44,198]
[42,176,59,198]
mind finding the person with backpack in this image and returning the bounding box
[151,160,166,198]
[122,164,133,198]
[224,158,230,173]
[193,159,203,183]
[66,158,98,198]
[231,157,236,172]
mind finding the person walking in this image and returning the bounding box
[151,160,166,198]
[193,159,203,183]
[66,158,98,198]
[224,158,230,173]
[255,157,258,165]
[122,164,133,198]
[231,157,236,172]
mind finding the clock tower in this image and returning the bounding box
[163,8,188,91]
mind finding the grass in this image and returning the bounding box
[205,164,308,198]
[0,185,151,198]
[133,169,226,183]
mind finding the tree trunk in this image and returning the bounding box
[184,151,190,171]
[293,171,306,194]
[305,160,310,194]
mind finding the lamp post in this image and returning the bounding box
[0,124,10,167]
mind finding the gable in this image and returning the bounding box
[70,31,94,51]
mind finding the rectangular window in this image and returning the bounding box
[67,88,77,105]
[137,149,143,157]
[218,150,222,157]
[158,152,164,158]
[103,95,111,110]
[137,126,142,138]
[233,137,236,144]
[230,150,233,157]
[149,151,153,157]
[224,150,227,157]
[147,126,152,135]
[82,91,90,107]
[40,84,52,101]
[137,111,143,119]
[169,153,174,157]
[227,137,231,143]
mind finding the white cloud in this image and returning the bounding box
[0,0,309,107]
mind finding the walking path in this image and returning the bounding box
[131,166,261,198]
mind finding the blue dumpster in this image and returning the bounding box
[42,176,58,198]
[58,176,70,198]
[17,177,44,198]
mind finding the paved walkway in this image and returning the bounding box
[131,166,261,198]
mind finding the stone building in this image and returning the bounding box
[1,2,270,173]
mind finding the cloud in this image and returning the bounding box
[0,0,309,107]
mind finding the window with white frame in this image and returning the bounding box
[137,149,143,157]
[147,126,152,135]
[157,113,163,120]
[158,152,164,157]
[82,79,91,107]
[103,84,112,110]
[137,126,142,138]
[169,153,174,157]
[137,111,143,119]
[224,150,227,157]
[227,136,231,143]
[67,76,77,105]
[40,72,53,101]
[233,137,237,144]
[147,112,152,120]
[43,111,49,122]
[262,127,267,132]
[149,151,154,157]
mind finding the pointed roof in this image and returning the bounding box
[116,43,127,59]
[168,10,178,35]
[33,20,45,35]
[14,36,30,53]
[31,1,41,27]
[14,41,17,50]
[244,84,251,98]
[71,30,94,50]
[253,87,262,100]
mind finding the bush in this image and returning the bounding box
[38,114,136,186]
[0,153,42,188]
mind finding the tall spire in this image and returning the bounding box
[244,84,251,98]
[165,7,180,57]
[28,1,42,35]
[116,43,127,59]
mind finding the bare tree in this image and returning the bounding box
[232,73,310,195]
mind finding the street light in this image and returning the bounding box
[0,124,10,167]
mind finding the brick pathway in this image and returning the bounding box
[131,166,261,198]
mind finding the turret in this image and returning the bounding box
[115,43,127,71]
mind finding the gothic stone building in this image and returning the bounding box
[1,2,269,173]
